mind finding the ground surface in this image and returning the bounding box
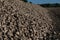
[46,7,60,15]
[46,7,60,33]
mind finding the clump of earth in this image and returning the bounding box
[0,0,60,40]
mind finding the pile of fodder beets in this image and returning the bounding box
[0,0,60,40]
